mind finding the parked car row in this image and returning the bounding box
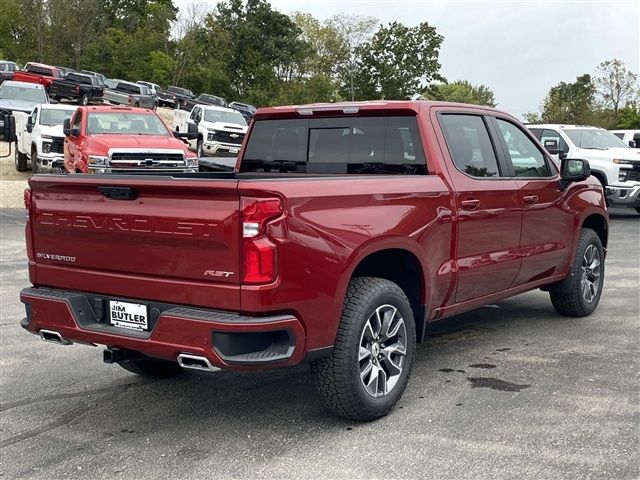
[1,60,257,122]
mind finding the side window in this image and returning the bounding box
[496,119,551,177]
[30,107,38,125]
[540,129,569,154]
[612,133,624,140]
[528,128,543,140]
[440,114,500,178]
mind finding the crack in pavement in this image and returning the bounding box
[0,380,150,413]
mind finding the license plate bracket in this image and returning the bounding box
[109,300,148,331]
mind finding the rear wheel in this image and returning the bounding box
[119,356,183,379]
[550,228,604,316]
[15,144,28,172]
[311,277,416,421]
[79,94,89,106]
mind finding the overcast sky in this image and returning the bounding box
[177,0,639,118]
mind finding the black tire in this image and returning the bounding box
[118,356,183,379]
[79,94,89,106]
[15,144,28,172]
[550,228,604,317]
[197,138,204,157]
[310,277,416,421]
[635,207,640,215]
[31,146,39,174]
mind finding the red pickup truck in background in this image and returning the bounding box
[61,105,198,173]
[20,101,608,421]
[12,62,63,89]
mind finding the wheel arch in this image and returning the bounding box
[346,246,428,343]
[580,212,608,249]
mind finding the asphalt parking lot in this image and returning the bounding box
[1,208,638,479]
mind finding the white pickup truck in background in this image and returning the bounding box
[14,104,77,173]
[528,124,640,213]
[173,104,248,157]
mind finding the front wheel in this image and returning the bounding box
[197,138,205,157]
[550,228,604,316]
[311,277,416,421]
[15,144,28,172]
[79,94,89,106]
[31,146,39,174]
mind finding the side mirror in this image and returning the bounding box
[543,139,563,156]
[187,122,198,135]
[1,112,17,142]
[63,118,71,136]
[630,140,637,148]
[26,122,33,133]
[560,158,590,187]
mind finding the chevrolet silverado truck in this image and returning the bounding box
[0,81,49,139]
[20,101,608,421]
[182,93,226,111]
[173,104,247,157]
[12,63,63,89]
[49,72,104,105]
[14,103,76,172]
[528,124,640,213]
[60,105,197,173]
[104,80,156,109]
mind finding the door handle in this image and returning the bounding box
[460,198,480,210]
[523,194,539,205]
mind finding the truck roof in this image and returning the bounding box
[40,103,78,111]
[25,62,58,70]
[81,105,157,114]
[1,80,47,90]
[195,104,239,114]
[527,124,602,130]
[254,100,505,120]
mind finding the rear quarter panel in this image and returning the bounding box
[238,175,454,350]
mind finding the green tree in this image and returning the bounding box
[426,80,496,107]
[352,21,444,100]
[539,74,596,124]
[594,59,639,115]
[327,13,377,101]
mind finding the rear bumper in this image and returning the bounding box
[605,184,640,207]
[20,287,307,370]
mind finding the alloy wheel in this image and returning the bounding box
[358,304,407,398]
[581,244,601,303]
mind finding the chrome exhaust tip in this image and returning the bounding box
[39,329,73,346]
[177,353,219,372]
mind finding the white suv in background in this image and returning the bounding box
[528,124,640,213]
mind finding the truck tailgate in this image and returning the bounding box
[27,175,241,310]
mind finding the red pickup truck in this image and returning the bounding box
[20,101,608,421]
[12,62,63,89]
[61,105,198,173]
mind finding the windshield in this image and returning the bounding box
[203,109,247,125]
[0,85,47,103]
[86,112,169,135]
[564,129,629,149]
[40,108,76,126]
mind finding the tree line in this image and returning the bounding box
[0,0,497,107]
[525,59,639,129]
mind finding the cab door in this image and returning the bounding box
[490,117,574,286]
[437,112,522,303]
[63,109,82,172]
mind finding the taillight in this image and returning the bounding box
[128,95,133,104]
[74,85,80,94]
[241,197,283,283]
[23,188,32,210]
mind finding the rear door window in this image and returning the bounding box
[439,114,500,178]
[242,116,426,174]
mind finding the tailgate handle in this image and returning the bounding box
[98,186,137,200]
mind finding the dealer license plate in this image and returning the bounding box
[229,147,239,154]
[109,301,148,331]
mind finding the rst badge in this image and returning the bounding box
[204,270,234,278]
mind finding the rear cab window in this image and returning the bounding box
[241,116,427,174]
